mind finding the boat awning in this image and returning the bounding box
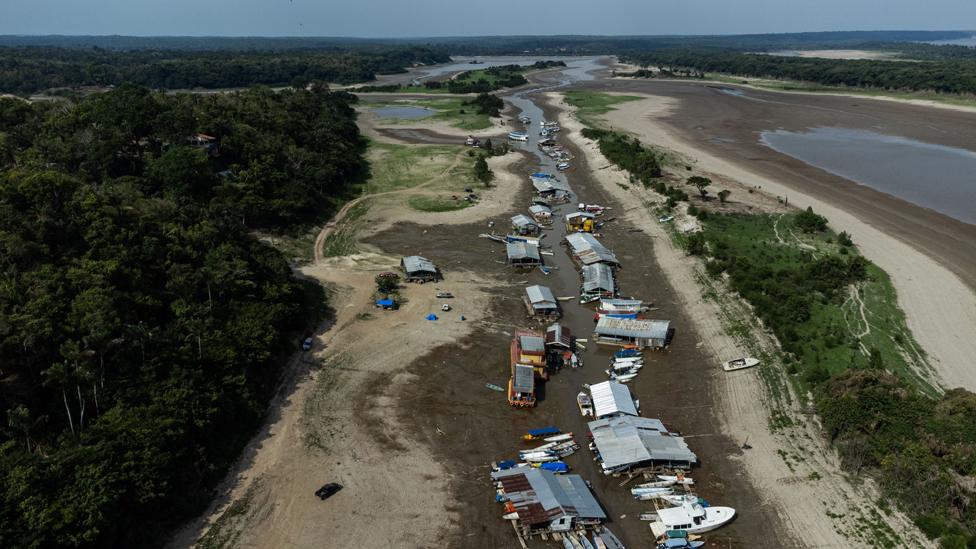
[589,381,638,418]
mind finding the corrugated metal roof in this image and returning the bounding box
[401,255,437,274]
[595,317,670,340]
[564,233,619,266]
[589,381,639,418]
[519,334,545,353]
[511,214,538,228]
[506,241,541,261]
[599,298,643,311]
[513,364,535,393]
[490,468,606,526]
[565,211,596,222]
[529,204,552,215]
[588,416,698,471]
[526,285,557,307]
[582,263,616,293]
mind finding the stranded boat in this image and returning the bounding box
[577,391,594,417]
[722,357,759,372]
[649,503,736,537]
[508,131,529,142]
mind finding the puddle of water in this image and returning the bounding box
[761,127,976,225]
[371,106,436,120]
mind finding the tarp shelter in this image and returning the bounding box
[564,233,619,266]
[593,317,670,349]
[376,298,395,309]
[426,313,438,321]
[525,285,559,318]
[490,467,606,530]
[588,415,698,473]
[506,240,542,267]
[589,380,639,419]
[401,255,440,282]
[511,214,541,235]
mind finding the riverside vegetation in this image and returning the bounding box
[0,83,366,547]
[571,91,976,547]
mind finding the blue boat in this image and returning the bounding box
[615,348,641,358]
[494,460,517,470]
[523,427,560,440]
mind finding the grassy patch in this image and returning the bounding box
[257,227,318,265]
[698,212,935,394]
[370,97,492,130]
[364,140,460,194]
[407,195,472,212]
[322,200,370,257]
[197,478,264,549]
[563,90,643,128]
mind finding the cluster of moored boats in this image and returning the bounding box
[605,347,643,383]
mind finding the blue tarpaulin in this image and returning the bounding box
[496,460,517,470]
[377,298,395,308]
[526,427,560,437]
[615,348,641,358]
[540,461,569,473]
[426,313,438,321]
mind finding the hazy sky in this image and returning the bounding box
[1,0,975,37]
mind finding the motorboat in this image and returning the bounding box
[657,539,705,549]
[659,494,701,506]
[649,503,736,536]
[544,432,574,443]
[611,372,638,383]
[577,391,594,417]
[657,473,694,485]
[508,131,529,142]
[723,357,759,372]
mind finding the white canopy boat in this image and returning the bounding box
[611,372,638,383]
[722,357,759,372]
[658,474,694,486]
[649,503,736,536]
[578,391,594,417]
[660,494,701,505]
[522,452,558,463]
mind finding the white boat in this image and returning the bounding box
[579,533,595,549]
[522,452,558,463]
[612,372,638,383]
[612,356,644,364]
[508,131,529,142]
[722,357,759,372]
[632,486,674,495]
[562,536,576,549]
[577,391,594,417]
[636,490,674,501]
[660,494,700,506]
[565,532,585,549]
[657,474,694,486]
[611,361,643,370]
[649,503,736,536]
[634,479,677,489]
[599,528,625,549]
[544,432,574,443]
[557,162,571,171]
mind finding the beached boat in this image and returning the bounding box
[659,494,701,506]
[611,372,638,383]
[657,474,694,486]
[540,461,569,474]
[599,528,626,549]
[544,432,574,443]
[615,348,641,358]
[649,503,736,536]
[508,131,529,142]
[657,539,705,549]
[634,479,677,490]
[557,162,571,171]
[522,452,559,463]
[578,391,594,417]
[580,534,596,549]
[523,427,560,440]
[562,536,577,549]
[722,357,759,372]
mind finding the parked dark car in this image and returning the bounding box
[315,482,343,500]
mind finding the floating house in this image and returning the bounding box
[401,255,440,283]
[529,204,553,224]
[506,240,542,268]
[588,415,698,474]
[565,211,596,233]
[524,284,560,319]
[511,330,548,380]
[508,363,536,407]
[544,323,574,351]
[580,263,616,303]
[492,467,606,533]
[511,214,541,236]
[593,317,670,349]
[588,381,639,420]
[531,174,572,202]
[564,233,620,267]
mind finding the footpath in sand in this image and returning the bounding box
[173,135,528,548]
[596,92,976,393]
[548,91,930,548]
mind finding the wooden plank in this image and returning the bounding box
[511,521,528,549]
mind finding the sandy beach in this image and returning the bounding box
[574,84,976,392]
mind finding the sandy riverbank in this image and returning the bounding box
[548,91,930,547]
[590,92,976,392]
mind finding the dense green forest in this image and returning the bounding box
[0,47,449,94]
[0,84,364,547]
[620,50,976,95]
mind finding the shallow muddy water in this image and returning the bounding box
[761,126,976,225]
